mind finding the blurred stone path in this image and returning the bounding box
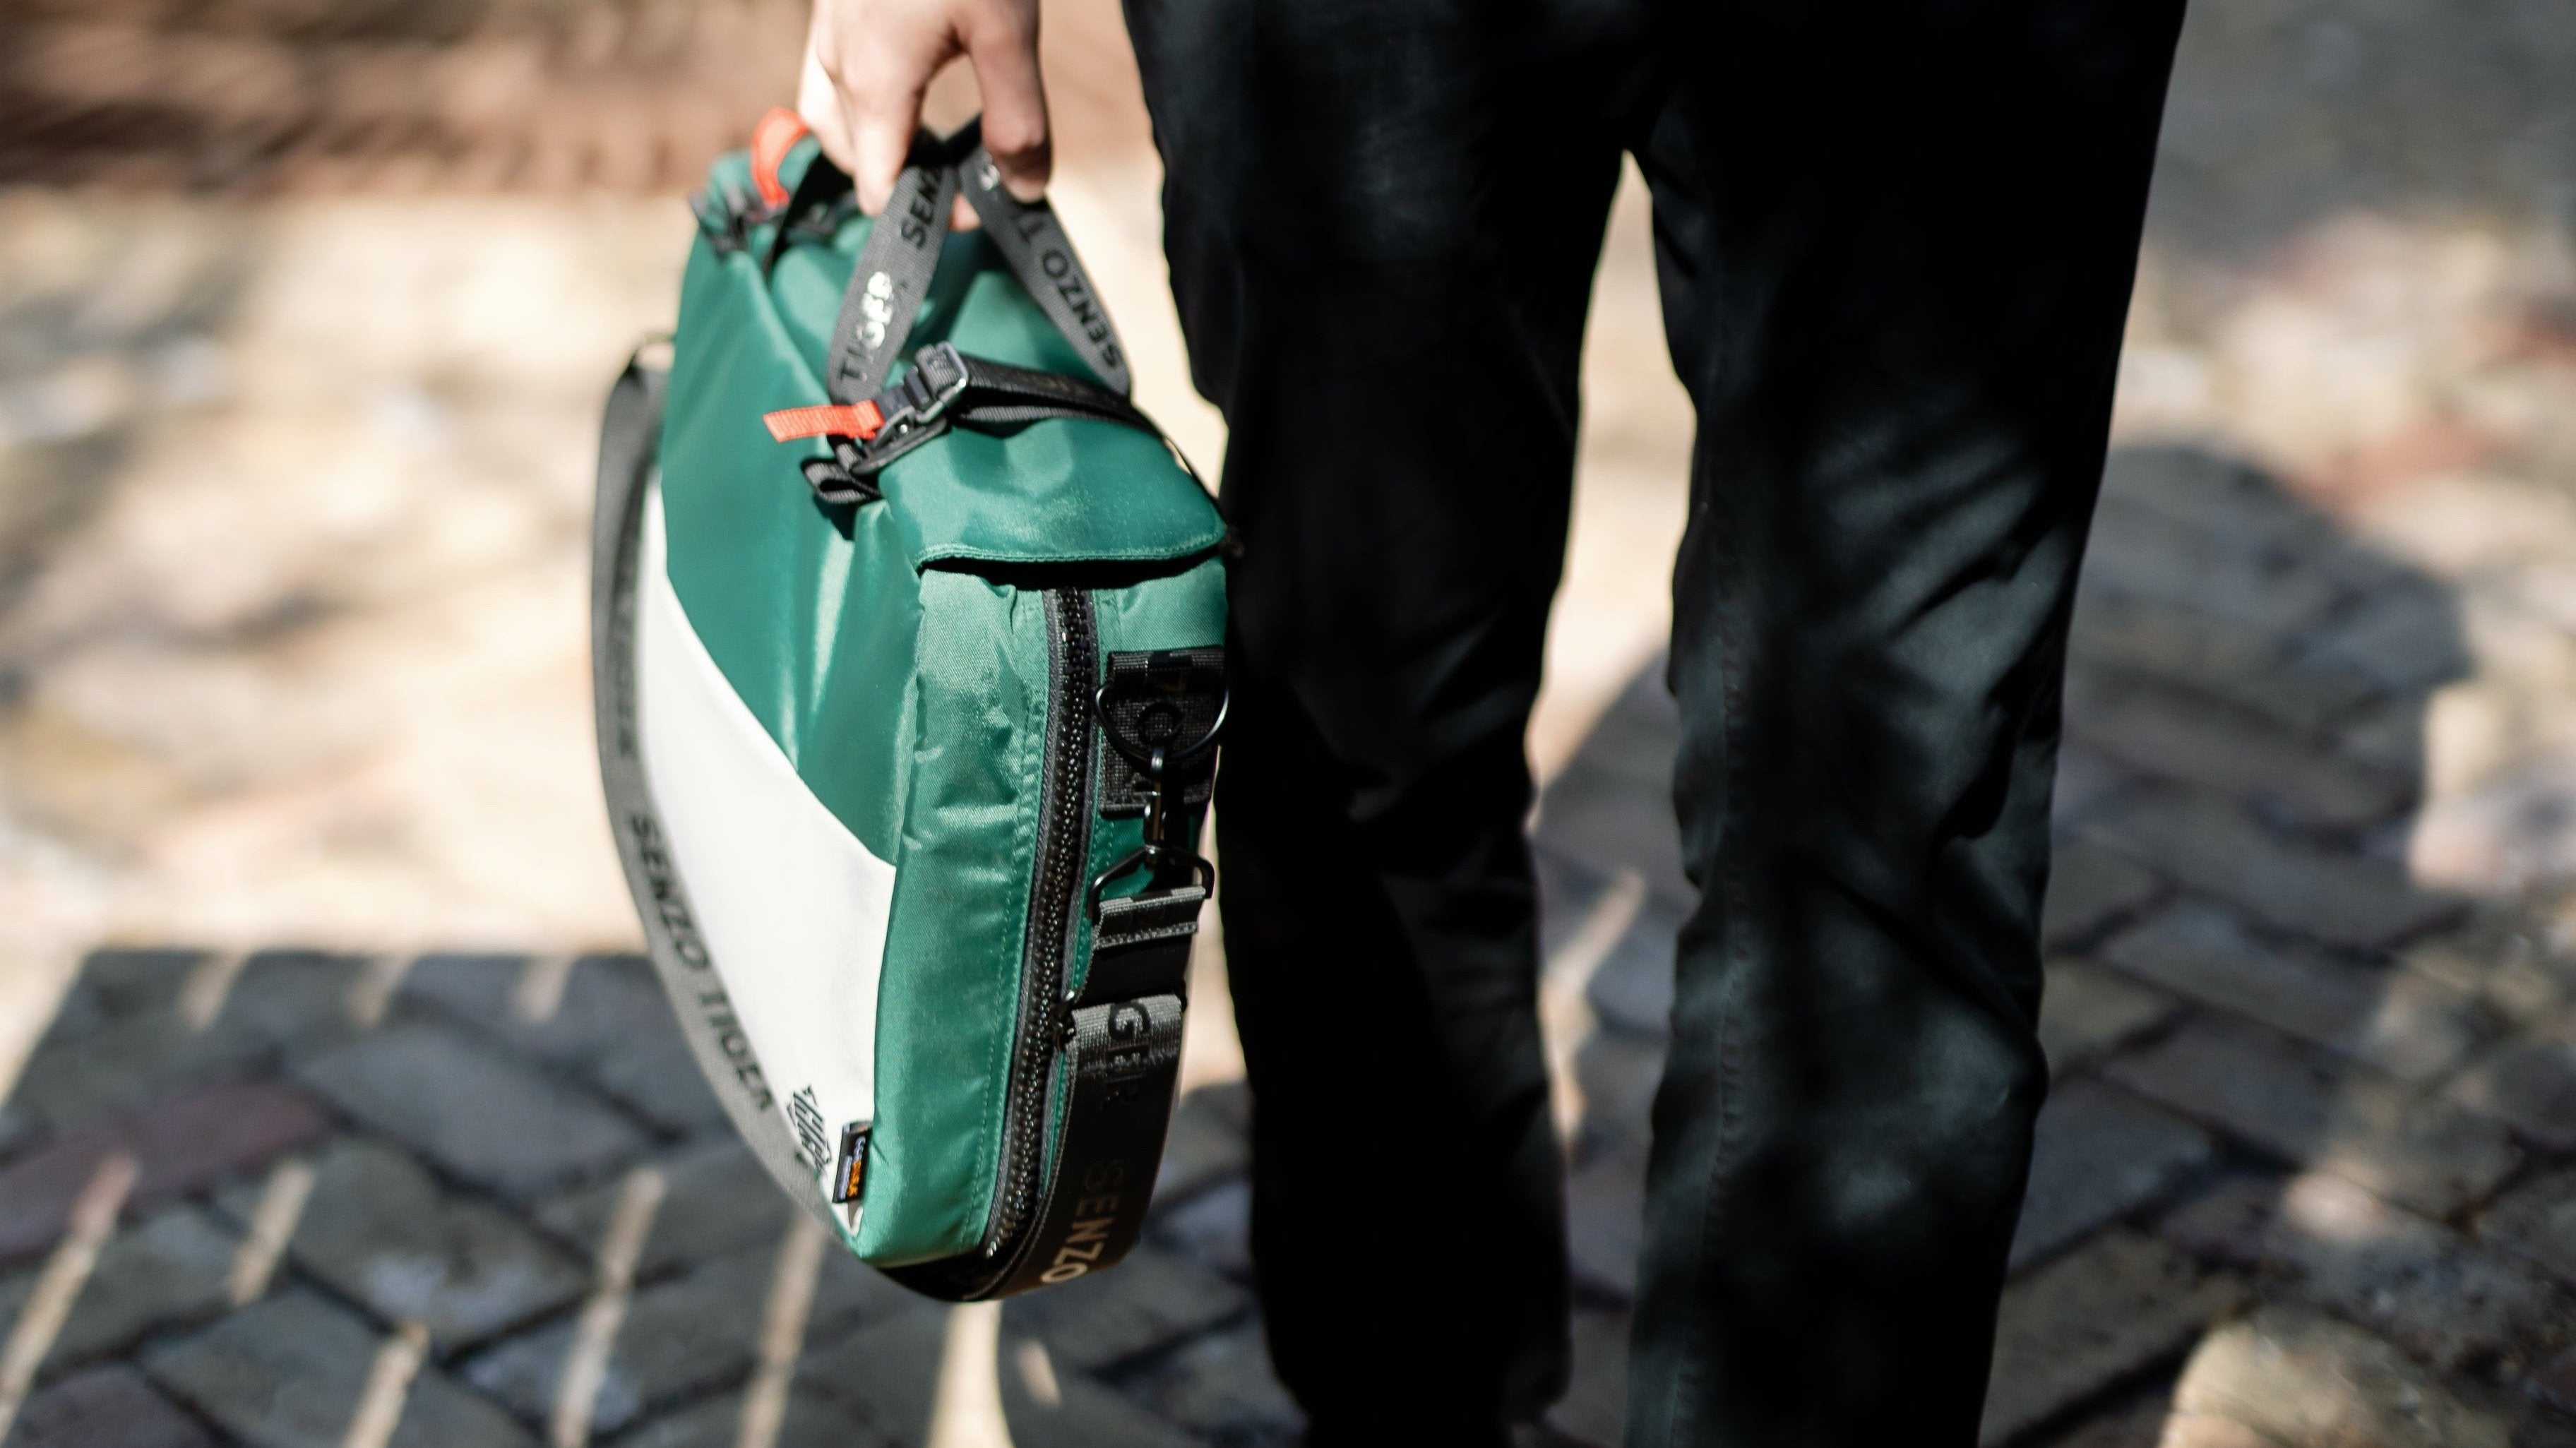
[4,0,2576,1443]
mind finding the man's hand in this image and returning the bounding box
[799,0,1051,217]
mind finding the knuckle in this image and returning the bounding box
[984,118,1049,161]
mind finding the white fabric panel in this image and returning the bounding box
[636,486,893,1193]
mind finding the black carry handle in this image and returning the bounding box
[813,118,1133,406]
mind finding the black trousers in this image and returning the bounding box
[1123,1,2186,1441]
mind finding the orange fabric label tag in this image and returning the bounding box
[762,402,881,441]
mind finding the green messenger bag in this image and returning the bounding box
[591,109,1226,1301]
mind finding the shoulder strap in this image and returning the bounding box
[591,347,848,1238]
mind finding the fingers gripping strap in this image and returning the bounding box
[827,142,961,404]
[958,149,1132,396]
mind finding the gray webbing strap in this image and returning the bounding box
[826,138,961,403]
[591,351,842,1236]
[820,120,1131,405]
[956,147,1131,395]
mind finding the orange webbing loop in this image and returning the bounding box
[749,107,811,210]
[763,402,883,442]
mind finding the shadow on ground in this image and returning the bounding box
[9,445,2575,1448]
[1527,443,2576,1447]
[0,940,1286,1447]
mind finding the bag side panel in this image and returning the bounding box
[855,570,1047,1264]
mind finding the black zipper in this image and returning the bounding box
[979,587,1097,1273]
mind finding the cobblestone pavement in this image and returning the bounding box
[5,0,2576,1444]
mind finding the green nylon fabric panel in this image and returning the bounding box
[657,141,1227,1266]
[855,570,1038,1263]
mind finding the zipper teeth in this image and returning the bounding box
[986,588,1095,1264]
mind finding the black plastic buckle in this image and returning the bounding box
[1085,681,1226,921]
[837,342,974,479]
[872,342,972,438]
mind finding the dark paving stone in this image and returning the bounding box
[2028,1389,2178,1448]
[2479,1166,2576,1286]
[2069,594,2383,743]
[2011,1081,2216,1272]
[2101,902,2486,1082]
[1549,1310,1628,1448]
[2065,669,2409,831]
[1566,1135,1647,1303]
[7,1011,275,1140]
[1569,1030,1666,1156]
[2159,1174,2287,1267]
[466,1241,917,1436]
[145,1289,537,1448]
[611,1387,893,1448]
[7,952,362,1136]
[401,953,676,1067]
[811,1250,929,1342]
[11,1363,217,1448]
[214,1136,588,1348]
[799,1308,1203,1448]
[0,1080,330,1264]
[297,1019,648,1199]
[2449,1018,2576,1154]
[1149,1178,1250,1282]
[1582,901,1683,1041]
[587,1027,729,1135]
[1531,678,1690,914]
[2103,1019,2520,1219]
[998,1244,1251,1374]
[536,1137,786,1282]
[1155,1086,1250,1207]
[2297,585,2471,697]
[401,953,727,1135]
[1980,1230,2247,1447]
[2042,840,2167,950]
[2077,453,2351,642]
[35,949,200,1049]
[0,1204,235,1368]
[1130,1321,1303,1447]
[2082,788,2459,950]
[2038,959,2183,1075]
[2243,1173,2572,1376]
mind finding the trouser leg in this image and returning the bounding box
[1623,3,2187,1444]
[1122,0,1636,1435]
